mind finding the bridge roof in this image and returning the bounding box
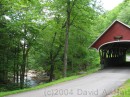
[90,20,130,50]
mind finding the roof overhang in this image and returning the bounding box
[98,40,130,50]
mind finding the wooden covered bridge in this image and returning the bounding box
[90,20,130,68]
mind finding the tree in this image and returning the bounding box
[63,0,71,77]
[118,0,130,25]
[0,0,104,90]
[0,0,44,88]
[35,0,102,80]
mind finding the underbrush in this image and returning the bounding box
[0,67,100,97]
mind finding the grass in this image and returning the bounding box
[0,67,100,97]
[113,79,130,97]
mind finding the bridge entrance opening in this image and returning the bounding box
[99,41,130,68]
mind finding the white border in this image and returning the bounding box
[98,40,130,50]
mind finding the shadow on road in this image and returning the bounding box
[103,62,130,69]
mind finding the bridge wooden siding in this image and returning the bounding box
[90,20,130,68]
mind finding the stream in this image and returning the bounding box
[24,70,49,87]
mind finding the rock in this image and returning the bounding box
[78,71,86,75]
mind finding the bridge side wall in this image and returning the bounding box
[100,48,126,68]
[103,55,126,67]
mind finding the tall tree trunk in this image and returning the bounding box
[16,45,20,85]
[13,48,16,83]
[13,60,16,83]
[2,52,7,83]
[49,60,54,82]
[63,0,71,77]
[20,41,30,89]
[20,43,26,89]
[16,63,19,85]
[49,32,56,82]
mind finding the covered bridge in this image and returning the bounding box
[90,20,130,68]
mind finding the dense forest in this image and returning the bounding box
[0,0,130,91]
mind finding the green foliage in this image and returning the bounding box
[29,0,102,80]
[89,0,127,47]
[118,0,130,25]
[0,67,100,97]
[0,0,130,94]
[1,0,123,91]
[0,83,20,92]
[0,0,45,88]
[114,79,130,97]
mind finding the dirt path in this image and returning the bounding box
[6,68,130,97]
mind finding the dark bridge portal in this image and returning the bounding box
[99,41,130,68]
[90,20,130,68]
